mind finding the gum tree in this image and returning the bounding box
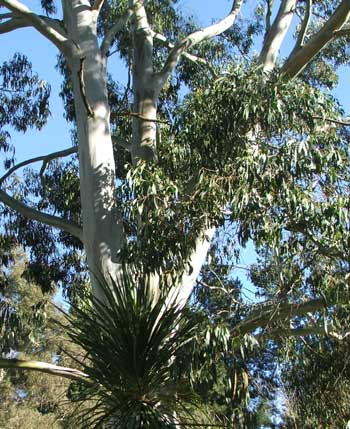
[1,0,350,424]
[0,0,348,308]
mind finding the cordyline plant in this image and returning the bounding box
[55,270,209,428]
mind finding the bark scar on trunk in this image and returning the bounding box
[78,57,95,118]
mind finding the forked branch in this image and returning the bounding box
[0,146,77,185]
[101,7,133,57]
[281,0,350,78]
[152,31,213,71]
[0,0,68,49]
[259,0,297,71]
[156,0,242,89]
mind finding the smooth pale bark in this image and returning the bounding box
[130,0,158,163]
[0,0,245,307]
[0,358,92,383]
[281,0,350,78]
[259,0,297,71]
[63,1,124,299]
[174,228,215,309]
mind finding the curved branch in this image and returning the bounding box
[0,189,83,242]
[155,0,242,90]
[152,31,214,72]
[101,7,133,57]
[0,16,28,33]
[0,146,77,185]
[0,358,93,384]
[313,116,350,127]
[281,0,350,79]
[259,0,297,71]
[295,0,312,49]
[232,291,350,337]
[0,0,68,49]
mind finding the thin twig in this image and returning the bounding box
[313,116,350,126]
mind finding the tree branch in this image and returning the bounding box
[265,0,273,37]
[231,291,350,337]
[281,0,350,79]
[258,324,350,341]
[0,189,83,242]
[333,23,350,37]
[101,7,133,57]
[155,0,242,90]
[0,0,68,49]
[259,0,297,71]
[295,0,312,49]
[265,325,325,338]
[0,16,26,32]
[91,0,105,12]
[152,31,215,73]
[173,227,216,309]
[0,146,77,185]
[115,110,170,124]
[313,116,350,127]
[0,358,93,384]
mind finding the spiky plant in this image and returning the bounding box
[61,269,206,428]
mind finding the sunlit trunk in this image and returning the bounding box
[65,0,123,300]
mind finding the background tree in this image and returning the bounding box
[0,251,78,428]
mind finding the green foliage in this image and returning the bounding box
[0,252,77,428]
[0,53,50,168]
[0,251,51,353]
[282,324,350,427]
[40,0,56,15]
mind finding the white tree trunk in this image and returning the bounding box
[64,1,123,299]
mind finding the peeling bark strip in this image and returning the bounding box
[78,57,95,118]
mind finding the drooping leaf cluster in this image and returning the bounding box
[122,65,350,276]
[0,53,50,167]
